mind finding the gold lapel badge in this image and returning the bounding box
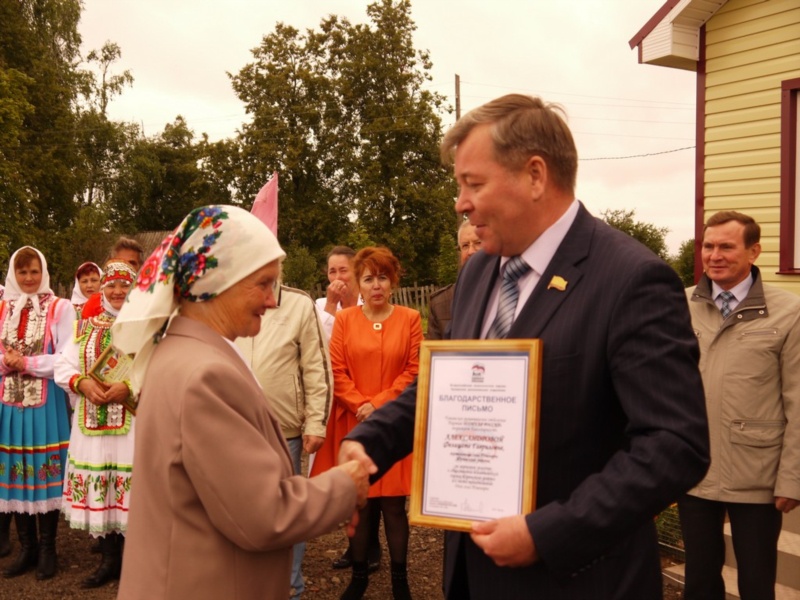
[547,276,568,291]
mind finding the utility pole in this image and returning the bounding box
[455,74,461,120]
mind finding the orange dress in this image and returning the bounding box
[311,305,422,497]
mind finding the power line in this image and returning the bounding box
[581,145,695,161]
[458,80,695,108]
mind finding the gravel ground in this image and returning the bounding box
[0,519,684,599]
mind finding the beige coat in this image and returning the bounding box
[118,316,356,600]
[236,286,332,439]
[687,268,800,503]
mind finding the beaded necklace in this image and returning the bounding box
[0,295,51,407]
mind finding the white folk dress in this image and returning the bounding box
[55,310,135,537]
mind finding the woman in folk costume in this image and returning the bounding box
[0,246,75,580]
[54,260,137,588]
[70,262,102,316]
[311,246,422,600]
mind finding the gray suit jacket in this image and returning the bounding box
[348,203,709,599]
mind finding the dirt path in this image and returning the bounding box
[0,520,684,599]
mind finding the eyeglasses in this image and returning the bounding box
[459,241,482,252]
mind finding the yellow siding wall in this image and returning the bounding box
[704,0,800,293]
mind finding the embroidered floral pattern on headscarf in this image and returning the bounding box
[112,205,285,396]
[136,206,226,301]
[101,261,136,288]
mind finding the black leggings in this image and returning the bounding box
[350,496,408,564]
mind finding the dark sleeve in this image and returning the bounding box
[427,300,443,341]
[345,378,419,483]
[530,259,709,577]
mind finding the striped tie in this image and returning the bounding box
[719,290,735,318]
[487,256,532,339]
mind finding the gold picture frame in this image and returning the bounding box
[409,339,542,532]
[88,344,137,414]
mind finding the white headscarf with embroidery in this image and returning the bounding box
[70,262,102,306]
[112,205,285,393]
[3,246,54,330]
[99,261,137,317]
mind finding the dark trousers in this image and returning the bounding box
[678,494,782,600]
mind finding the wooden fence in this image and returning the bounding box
[308,283,439,315]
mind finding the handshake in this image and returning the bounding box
[328,441,378,536]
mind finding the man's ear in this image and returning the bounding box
[748,242,762,264]
[525,155,547,199]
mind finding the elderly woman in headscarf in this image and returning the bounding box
[54,260,138,589]
[69,262,103,316]
[112,205,370,600]
[0,246,75,580]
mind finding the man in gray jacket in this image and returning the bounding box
[680,210,800,600]
[237,284,333,600]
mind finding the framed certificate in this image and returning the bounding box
[409,339,542,532]
[88,345,137,414]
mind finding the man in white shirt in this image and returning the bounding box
[315,246,361,342]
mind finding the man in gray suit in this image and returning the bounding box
[427,220,481,341]
[339,94,710,599]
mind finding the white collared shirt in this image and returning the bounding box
[480,199,580,338]
[711,273,754,314]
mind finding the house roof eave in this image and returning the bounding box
[629,0,728,71]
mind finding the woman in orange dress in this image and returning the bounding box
[311,246,422,600]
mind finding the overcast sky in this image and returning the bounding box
[79,0,696,253]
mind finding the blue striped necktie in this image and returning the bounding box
[487,256,532,339]
[719,290,735,318]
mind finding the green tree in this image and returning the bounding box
[670,238,696,287]
[281,244,319,293]
[435,233,459,286]
[339,0,456,284]
[230,21,354,257]
[228,0,456,284]
[0,67,35,268]
[75,41,135,207]
[601,209,669,260]
[0,0,84,270]
[197,138,243,207]
[54,204,120,280]
[345,224,375,254]
[111,117,213,232]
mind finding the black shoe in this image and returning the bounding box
[35,511,60,580]
[335,554,379,572]
[0,512,11,558]
[81,557,122,588]
[82,534,122,588]
[332,547,352,569]
[391,561,412,600]
[3,513,37,579]
[3,546,38,579]
[340,561,369,600]
[367,556,381,573]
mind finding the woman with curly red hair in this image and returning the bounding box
[311,246,422,600]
